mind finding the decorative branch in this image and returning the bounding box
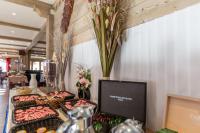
[53,29,73,90]
[61,0,75,33]
[52,0,75,90]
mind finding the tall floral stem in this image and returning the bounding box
[89,0,128,78]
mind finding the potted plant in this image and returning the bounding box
[76,65,92,100]
[88,0,127,79]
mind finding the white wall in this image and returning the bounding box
[65,3,200,131]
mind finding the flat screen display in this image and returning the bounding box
[98,80,146,124]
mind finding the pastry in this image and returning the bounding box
[36,127,47,133]
[16,130,27,133]
[17,87,32,95]
[45,130,56,133]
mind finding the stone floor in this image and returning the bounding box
[0,83,9,132]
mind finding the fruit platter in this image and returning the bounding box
[13,104,58,124]
[10,118,63,133]
[60,99,97,113]
[92,113,126,133]
[12,94,41,107]
[47,91,75,100]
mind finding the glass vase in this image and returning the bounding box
[78,88,91,100]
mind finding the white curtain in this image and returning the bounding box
[65,3,200,131]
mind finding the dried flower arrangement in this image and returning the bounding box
[88,0,128,78]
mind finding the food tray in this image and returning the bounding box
[12,104,58,125]
[36,96,62,109]
[60,99,97,114]
[10,117,63,133]
[11,94,41,107]
[47,91,75,100]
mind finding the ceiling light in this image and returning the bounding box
[11,30,15,34]
[12,12,16,16]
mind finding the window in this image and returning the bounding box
[41,62,45,71]
[0,59,6,72]
[32,62,40,70]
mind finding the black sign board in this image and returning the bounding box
[98,80,147,124]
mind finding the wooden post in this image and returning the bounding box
[46,14,54,60]
[21,51,31,70]
[39,61,41,70]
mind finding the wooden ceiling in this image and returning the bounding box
[0,0,56,59]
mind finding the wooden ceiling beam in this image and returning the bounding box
[32,47,46,50]
[0,51,18,54]
[0,49,46,57]
[31,56,46,60]
[31,50,46,56]
[0,49,18,53]
[31,50,46,53]
[0,43,28,47]
[6,0,52,17]
[1,54,20,58]
[26,24,46,51]
[31,51,46,54]
[0,50,16,52]
[0,44,45,53]
[0,35,46,44]
[31,52,46,55]
[33,47,46,49]
[31,49,46,52]
[0,21,40,31]
[0,35,32,42]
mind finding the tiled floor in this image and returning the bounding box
[0,83,9,132]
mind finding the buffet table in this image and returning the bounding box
[5,88,68,133]
[8,75,28,84]
[8,75,28,89]
[5,88,154,133]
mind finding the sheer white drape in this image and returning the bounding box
[65,3,200,130]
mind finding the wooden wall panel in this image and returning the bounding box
[71,0,89,23]
[54,0,200,46]
[126,0,200,28]
[72,29,95,45]
[71,16,91,36]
